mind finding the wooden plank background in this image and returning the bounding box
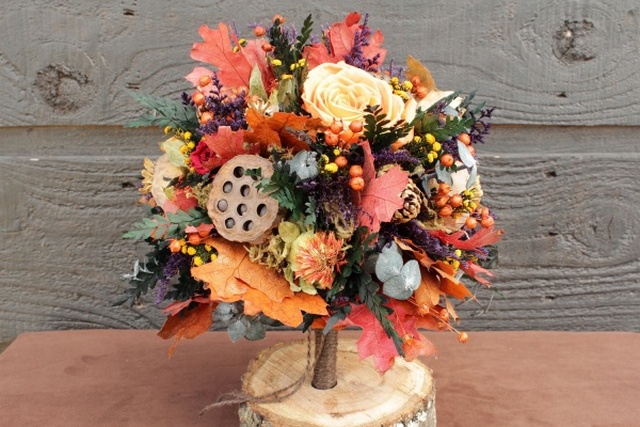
[1,0,639,344]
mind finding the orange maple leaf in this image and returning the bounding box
[244,109,324,155]
[243,289,328,327]
[158,302,215,356]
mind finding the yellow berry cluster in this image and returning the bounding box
[164,127,196,169]
[232,38,248,53]
[169,239,217,267]
[445,249,464,270]
[389,77,413,101]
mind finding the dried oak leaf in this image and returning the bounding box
[414,266,443,308]
[244,109,324,155]
[243,289,328,327]
[357,141,409,233]
[433,260,474,301]
[190,23,273,90]
[191,237,293,302]
[305,12,386,69]
[347,299,436,373]
[158,302,215,356]
[430,226,502,255]
[202,127,260,169]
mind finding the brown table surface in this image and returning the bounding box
[0,330,638,427]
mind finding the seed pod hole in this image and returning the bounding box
[237,203,248,216]
[243,221,254,231]
[240,185,251,197]
[217,199,228,212]
[233,166,245,178]
[225,218,235,229]
[223,181,233,193]
[257,204,267,217]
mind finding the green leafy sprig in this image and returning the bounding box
[115,250,165,306]
[246,166,309,222]
[362,105,412,151]
[126,92,199,132]
[123,209,208,241]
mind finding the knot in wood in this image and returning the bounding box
[206,155,279,244]
[552,20,596,63]
[35,64,92,113]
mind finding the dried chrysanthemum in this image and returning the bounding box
[288,231,347,291]
[139,157,156,195]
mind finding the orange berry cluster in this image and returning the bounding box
[324,119,363,148]
[432,183,462,218]
[458,132,476,157]
[192,75,213,124]
[465,207,494,229]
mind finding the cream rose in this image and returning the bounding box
[302,61,405,128]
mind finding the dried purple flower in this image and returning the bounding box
[155,252,190,304]
[197,73,248,135]
[343,13,381,72]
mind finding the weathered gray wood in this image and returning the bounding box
[1,125,639,343]
[0,0,639,126]
[1,0,639,344]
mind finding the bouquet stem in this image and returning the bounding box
[312,329,338,390]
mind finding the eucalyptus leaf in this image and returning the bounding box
[382,275,412,300]
[467,164,478,189]
[227,318,247,342]
[161,137,187,168]
[457,140,476,169]
[244,318,266,341]
[286,150,318,181]
[381,259,421,300]
[436,162,453,186]
[215,302,239,322]
[375,243,403,282]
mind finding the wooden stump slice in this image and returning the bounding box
[239,338,436,427]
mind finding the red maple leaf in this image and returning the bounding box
[347,303,399,372]
[305,12,386,69]
[430,226,502,255]
[357,141,408,233]
[201,126,259,169]
[347,299,437,373]
[460,261,495,286]
[190,23,273,90]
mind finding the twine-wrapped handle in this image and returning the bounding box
[312,329,338,390]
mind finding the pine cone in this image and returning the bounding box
[394,180,424,223]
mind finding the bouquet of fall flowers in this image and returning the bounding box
[122,12,501,372]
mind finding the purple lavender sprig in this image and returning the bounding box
[344,13,381,72]
[299,173,357,233]
[197,73,248,135]
[468,107,495,145]
[379,220,457,261]
[155,252,191,304]
[373,149,421,169]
